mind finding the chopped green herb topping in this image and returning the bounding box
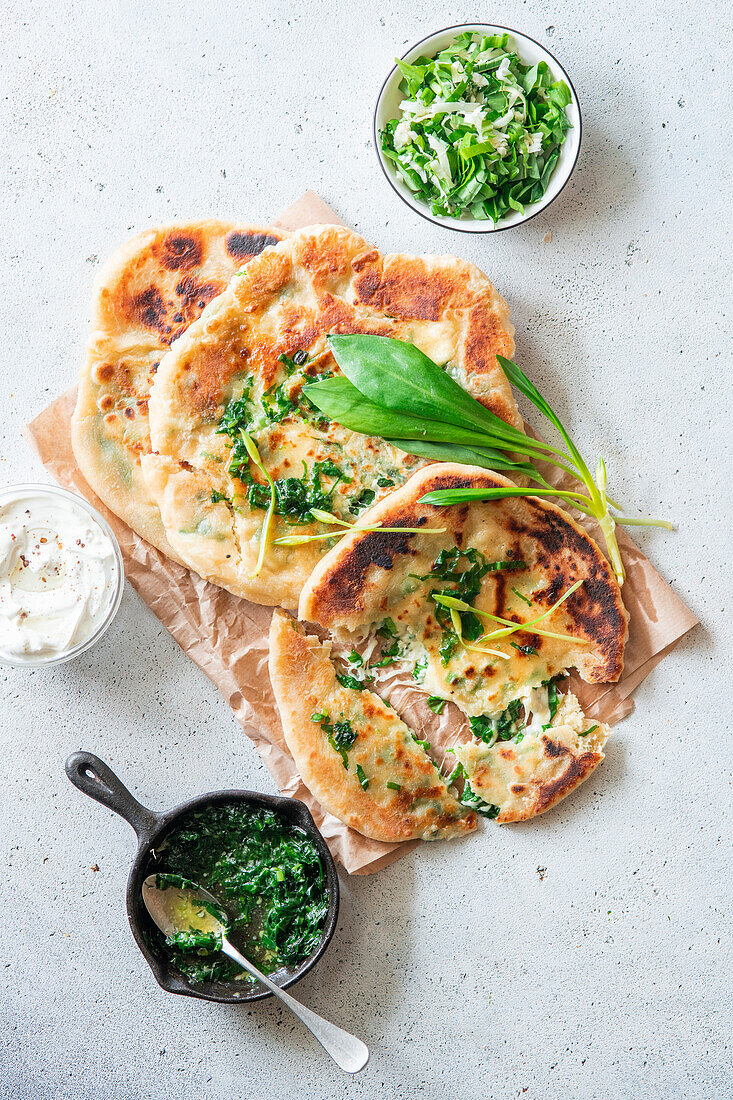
[336,672,373,692]
[347,488,376,515]
[372,638,401,668]
[329,720,357,766]
[355,764,369,790]
[510,640,539,656]
[469,698,524,747]
[210,489,229,504]
[511,585,533,607]
[233,458,346,523]
[579,724,598,738]
[411,732,432,753]
[386,781,401,791]
[412,656,428,682]
[312,712,357,768]
[420,547,523,664]
[446,759,501,818]
[546,680,559,721]
[426,695,446,714]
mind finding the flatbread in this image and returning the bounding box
[268,610,476,842]
[453,690,609,822]
[143,224,519,607]
[72,221,286,560]
[299,463,628,722]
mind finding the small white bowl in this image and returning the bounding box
[0,483,124,668]
[373,23,582,233]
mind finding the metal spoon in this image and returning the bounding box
[141,875,369,1074]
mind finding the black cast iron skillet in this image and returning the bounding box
[65,751,340,1004]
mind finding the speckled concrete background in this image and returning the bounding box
[1,1,731,1097]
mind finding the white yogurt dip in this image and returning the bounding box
[0,487,121,664]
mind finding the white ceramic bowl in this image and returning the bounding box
[0,483,124,668]
[373,23,582,233]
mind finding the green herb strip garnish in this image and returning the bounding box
[426,696,446,714]
[336,672,373,691]
[235,432,275,578]
[579,724,598,738]
[433,579,586,652]
[311,712,358,769]
[355,764,369,791]
[547,680,559,721]
[150,804,327,985]
[511,585,533,607]
[415,546,526,665]
[510,641,539,656]
[386,781,401,791]
[379,31,573,223]
[446,758,500,819]
[273,507,445,547]
[469,698,524,748]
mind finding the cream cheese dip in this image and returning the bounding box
[0,486,122,665]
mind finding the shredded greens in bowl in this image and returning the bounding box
[379,31,573,223]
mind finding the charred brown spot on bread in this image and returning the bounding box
[351,248,380,272]
[185,343,250,417]
[99,394,114,412]
[95,363,115,383]
[226,231,281,260]
[432,808,476,832]
[541,735,571,759]
[308,530,418,617]
[353,259,461,322]
[534,752,601,813]
[489,495,626,680]
[175,275,221,311]
[133,286,170,335]
[157,233,203,272]
[464,302,515,375]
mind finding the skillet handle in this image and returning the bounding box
[65,751,159,841]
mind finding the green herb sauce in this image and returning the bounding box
[149,804,328,986]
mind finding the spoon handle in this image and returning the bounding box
[219,939,368,1074]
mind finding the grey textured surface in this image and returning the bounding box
[1,2,731,1097]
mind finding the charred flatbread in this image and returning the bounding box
[268,610,476,842]
[143,224,518,606]
[72,220,286,560]
[299,463,626,819]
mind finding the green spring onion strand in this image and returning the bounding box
[433,589,590,645]
[239,431,275,578]
[273,511,446,547]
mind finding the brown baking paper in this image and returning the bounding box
[22,191,698,874]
